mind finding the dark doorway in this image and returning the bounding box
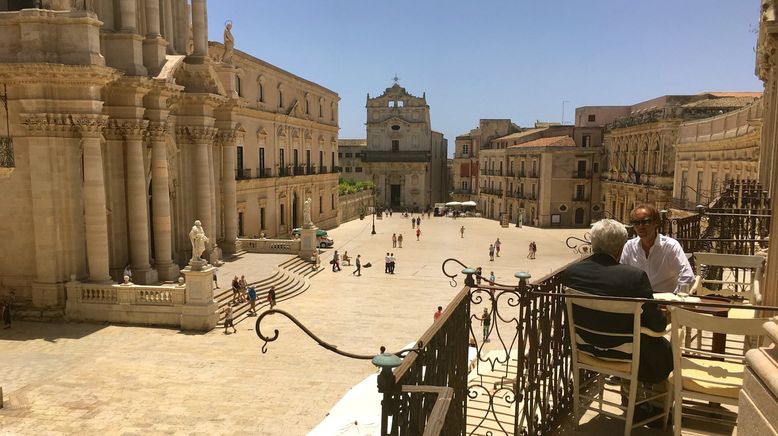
[577,160,587,178]
[575,208,585,225]
[390,184,401,208]
[292,193,299,229]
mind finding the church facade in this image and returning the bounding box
[340,83,448,211]
[0,1,338,309]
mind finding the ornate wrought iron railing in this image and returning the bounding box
[0,136,13,168]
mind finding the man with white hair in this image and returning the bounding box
[562,219,672,426]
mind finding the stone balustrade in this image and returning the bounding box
[65,279,191,328]
[239,238,301,254]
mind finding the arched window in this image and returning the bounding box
[257,80,264,103]
[235,75,242,97]
[278,85,284,108]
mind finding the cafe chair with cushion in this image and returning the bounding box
[669,306,770,436]
[564,288,672,436]
[691,252,764,306]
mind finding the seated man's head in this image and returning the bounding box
[630,204,661,239]
[590,219,628,259]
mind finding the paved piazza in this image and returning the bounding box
[0,216,585,435]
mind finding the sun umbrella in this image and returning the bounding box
[445,201,462,206]
[462,200,477,207]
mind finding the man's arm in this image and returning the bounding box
[636,272,668,332]
[672,241,695,290]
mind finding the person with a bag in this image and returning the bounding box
[267,286,277,308]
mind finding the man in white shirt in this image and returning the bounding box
[620,204,694,293]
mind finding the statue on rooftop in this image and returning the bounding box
[222,21,235,64]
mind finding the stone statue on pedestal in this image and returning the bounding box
[189,220,209,263]
[304,197,313,227]
[222,21,235,64]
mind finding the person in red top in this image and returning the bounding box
[416,228,421,241]
[433,306,443,322]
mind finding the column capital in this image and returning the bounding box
[72,114,110,138]
[176,125,218,143]
[21,113,78,138]
[148,121,169,140]
[110,119,149,140]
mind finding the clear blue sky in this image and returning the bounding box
[207,1,763,150]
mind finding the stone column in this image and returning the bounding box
[121,120,158,284]
[149,122,180,281]
[119,0,138,32]
[220,132,238,254]
[75,115,113,283]
[163,0,175,53]
[145,0,161,36]
[188,127,217,253]
[191,0,208,57]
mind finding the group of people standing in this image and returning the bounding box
[391,233,404,248]
[384,253,397,274]
[488,238,502,261]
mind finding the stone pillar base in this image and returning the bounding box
[181,264,217,332]
[219,239,240,256]
[208,246,223,266]
[299,226,318,260]
[31,281,65,308]
[155,262,181,283]
[130,267,159,285]
[142,36,168,76]
[738,317,778,433]
[102,32,147,76]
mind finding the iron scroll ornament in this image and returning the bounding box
[255,308,422,359]
[565,232,591,255]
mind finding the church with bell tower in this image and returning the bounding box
[341,79,447,210]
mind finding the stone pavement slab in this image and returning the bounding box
[0,217,586,435]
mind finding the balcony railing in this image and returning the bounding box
[480,187,503,196]
[235,168,252,180]
[572,171,591,179]
[572,194,589,202]
[257,167,273,178]
[451,188,473,195]
[320,165,328,174]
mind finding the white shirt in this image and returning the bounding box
[620,234,694,293]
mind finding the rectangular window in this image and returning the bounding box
[696,170,704,202]
[279,149,285,168]
[319,196,323,213]
[319,150,324,169]
[593,162,599,173]
[319,102,323,117]
[338,152,343,158]
[345,152,352,158]
[462,144,469,155]
[258,147,265,177]
[236,146,244,178]
[582,135,591,148]
[392,140,399,152]
[238,212,244,237]
[588,114,596,122]
[345,167,352,173]
[355,167,363,172]
[280,204,285,225]
[710,172,718,195]
[331,193,335,211]
[331,152,335,169]
[681,170,689,201]
[260,208,266,230]
[293,149,299,168]
[576,185,585,200]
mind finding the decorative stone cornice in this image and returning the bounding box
[107,119,149,140]
[22,113,76,137]
[0,64,121,88]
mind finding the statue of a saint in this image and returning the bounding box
[189,220,209,262]
[222,21,235,64]
[304,197,313,226]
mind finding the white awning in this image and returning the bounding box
[462,200,477,207]
[445,201,462,206]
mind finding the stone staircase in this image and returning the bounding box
[216,256,323,326]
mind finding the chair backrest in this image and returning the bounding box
[564,288,643,365]
[670,306,770,339]
[692,252,764,303]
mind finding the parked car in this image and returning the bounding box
[292,228,334,248]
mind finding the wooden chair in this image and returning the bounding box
[669,307,770,436]
[691,252,764,305]
[564,288,672,435]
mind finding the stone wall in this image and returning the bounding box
[337,190,373,224]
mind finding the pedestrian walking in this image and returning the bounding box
[489,271,496,285]
[2,300,11,329]
[267,286,277,308]
[389,253,396,274]
[312,249,320,271]
[392,233,397,248]
[460,226,465,238]
[212,267,220,288]
[223,305,237,334]
[528,241,537,259]
[332,250,341,271]
[488,244,495,261]
[495,238,502,257]
[476,266,483,286]
[416,228,421,241]
[231,275,241,305]
[398,233,403,248]
[412,218,415,229]
[247,286,257,315]
[433,306,443,322]
[416,217,421,227]
[353,254,362,276]
[238,275,248,302]
[385,252,391,273]
[480,308,491,342]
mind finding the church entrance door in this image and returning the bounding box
[391,184,401,208]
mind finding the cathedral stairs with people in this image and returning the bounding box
[216,256,321,326]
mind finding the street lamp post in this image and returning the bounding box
[371,190,377,235]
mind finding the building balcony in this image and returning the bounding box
[480,187,503,196]
[361,150,430,162]
[451,188,473,195]
[257,167,273,178]
[235,168,252,180]
[572,195,589,202]
[572,171,592,179]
